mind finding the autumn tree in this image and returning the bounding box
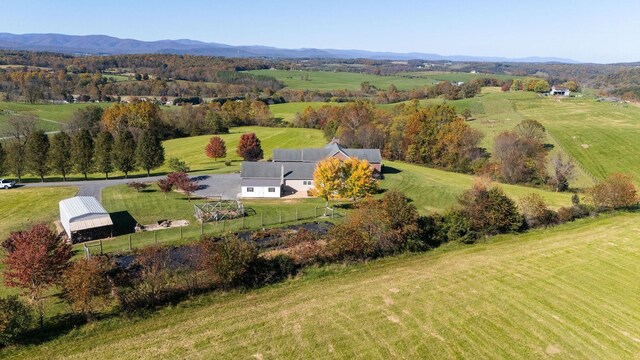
[493,130,547,184]
[94,130,114,179]
[128,181,150,192]
[550,153,575,192]
[61,257,113,322]
[49,131,72,181]
[341,158,377,202]
[113,130,137,178]
[515,119,546,142]
[205,136,226,162]
[24,130,50,182]
[71,128,94,180]
[136,129,165,176]
[157,178,173,200]
[236,133,263,161]
[313,157,343,214]
[177,178,199,202]
[587,173,638,210]
[167,171,190,187]
[2,224,72,329]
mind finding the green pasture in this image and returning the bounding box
[0,102,111,134]
[4,211,638,359]
[249,69,439,91]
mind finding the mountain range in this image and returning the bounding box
[0,33,580,63]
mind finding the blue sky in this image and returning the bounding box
[2,0,639,63]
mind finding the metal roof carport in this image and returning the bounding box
[59,196,113,242]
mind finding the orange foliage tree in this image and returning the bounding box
[205,136,227,162]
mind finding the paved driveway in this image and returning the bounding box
[21,173,241,202]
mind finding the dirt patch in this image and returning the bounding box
[252,353,264,360]
[143,219,190,231]
[383,296,394,306]
[387,315,401,324]
[581,144,590,149]
[389,288,400,293]
[545,344,561,355]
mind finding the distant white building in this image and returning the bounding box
[550,86,570,96]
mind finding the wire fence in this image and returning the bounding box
[81,206,347,256]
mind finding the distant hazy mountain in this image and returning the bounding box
[0,33,580,63]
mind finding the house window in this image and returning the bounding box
[247,187,254,192]
[268,187,276,192]
[303,180,312,186]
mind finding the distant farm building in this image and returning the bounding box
[550,86,570,96]
[59,196,113,243]
[240,141,381,198]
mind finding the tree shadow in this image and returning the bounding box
[382,166,401,175]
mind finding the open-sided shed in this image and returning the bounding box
[59,196,113,243]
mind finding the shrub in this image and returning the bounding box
[519,193,558,229]
[224,160,232,166]
[556,204,591,223]
[167,157,190,173]
[0,296,32,346]
[441,210,476,243]
[127,181,150,192]
[457,182,523,238]
[587,173,638,210]
[61,257,114,321]
[200,236,257,288]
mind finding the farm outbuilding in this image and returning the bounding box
[59,196,113,243]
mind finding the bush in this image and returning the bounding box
[61,257,114,321]
[167,157,190,173]
[0,295,32,346]
[519,193,557,229]
[128,182,150,192]
[441,210,476,244]
[200,235,257,288]
[587,173,638,210]
[556,204,592,223]
[241,254,297,287]
[457,182,523,238]
[224,160,232,166]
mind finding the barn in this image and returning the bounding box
[59,196,113,243]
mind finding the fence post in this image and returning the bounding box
[154,231,157,244]
[180,225,183,239]
[223,219,226,232]
[201,221,204,235]
[296,209,299,221]
[128,235,132,251]
[261,213,264,227]
[279,211,282,224]
[99,239,103,255]
[242,216,245,229]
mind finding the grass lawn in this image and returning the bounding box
[382,161,573,213]
[4,211,639,359]
[0,186,78,240]
[0,102,112,134]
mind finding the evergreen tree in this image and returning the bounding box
[0,142,6,177]
[49,131,72,181]
[71,129,94,180]
[94,130,114,179]
[136,130,165,176]
[25,130,50,182]
[113,130,137,178]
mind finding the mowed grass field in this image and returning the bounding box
[4,211,639,359]
[0,102,111,133]
[0,186,78,240]
[249,69,440,91]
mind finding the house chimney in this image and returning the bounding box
[280,163,285,186]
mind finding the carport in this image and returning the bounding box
[59,196,113,243]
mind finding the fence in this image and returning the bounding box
[81,206,347,256]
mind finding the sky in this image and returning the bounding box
[2,0,640,63]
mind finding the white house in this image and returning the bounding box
[550,86,570,96]
[240,141,382,199]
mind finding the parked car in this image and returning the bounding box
[0,179,15,189]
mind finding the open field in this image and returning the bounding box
[249,69,440,91]
[4,211,638,359]
[0,102,112,134]
[382,161,573,213]
[0,186,78,240]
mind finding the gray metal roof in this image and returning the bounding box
[240,161,283,179]
[272,143,381,164]
[241,178,281,187]
[59,196,112,238]
[241,161,317,181]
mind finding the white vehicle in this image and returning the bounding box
[0,179,15,189]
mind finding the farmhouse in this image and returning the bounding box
[59,196,113,243]
[550,86,570,96]
[241,141,382,198]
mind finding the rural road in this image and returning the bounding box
[20,173,241,202]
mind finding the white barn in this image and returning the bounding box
[59,196,113,243]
